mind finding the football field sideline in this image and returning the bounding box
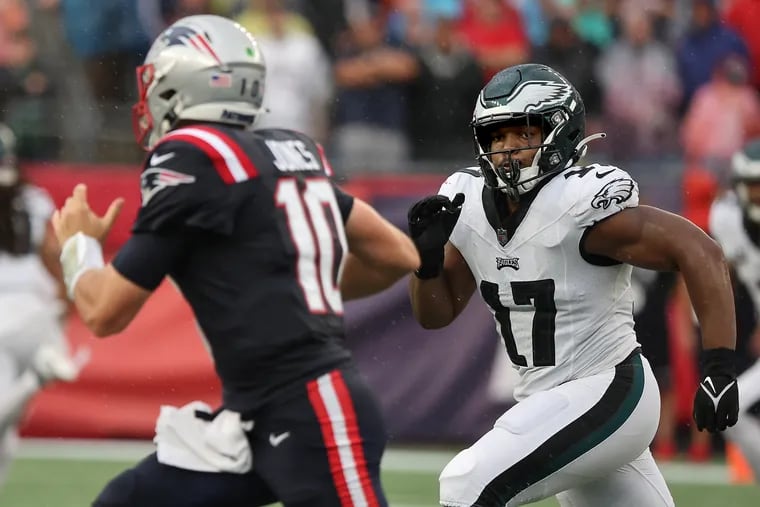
[17,437,732,486]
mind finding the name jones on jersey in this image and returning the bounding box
[265,140,320,172]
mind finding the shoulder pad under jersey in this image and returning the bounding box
[133,126,257,234]
[561,163,639,228]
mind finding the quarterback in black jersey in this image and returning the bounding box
[52,16,419,507]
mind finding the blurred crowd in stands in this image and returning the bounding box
[0,0,758,179]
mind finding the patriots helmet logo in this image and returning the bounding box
[141,168,196,206]
[162,25,201,48]
[158,25,221,64]
[591,178,635,210]
[507,81,574,113]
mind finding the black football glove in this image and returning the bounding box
[407,193,465,279]
[693,347,739,433]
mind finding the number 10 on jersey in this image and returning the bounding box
[276,178,347,315]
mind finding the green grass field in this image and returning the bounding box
[1,441,758,506]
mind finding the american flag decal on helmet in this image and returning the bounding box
[210,73,232,88]
[140,168,196,206]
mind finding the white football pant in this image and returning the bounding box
[0,293,66,489]
[439,353,673,507]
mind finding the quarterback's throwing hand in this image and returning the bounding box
[692,348,739,433]
[407,193,464,279]
[52,184,125,245]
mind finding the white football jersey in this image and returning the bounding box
[709,192,760,310]
[439,164,641,400]
[0,184,58,299]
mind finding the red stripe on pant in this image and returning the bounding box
[307,370,379,507]
[328,370,379,507]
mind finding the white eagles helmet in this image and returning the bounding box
[132,15,267,149]
[733,138,760,222]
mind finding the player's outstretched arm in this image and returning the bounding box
[406,193,475,329]
[52,184,151,337]
[340,198,420,301]
[584,204,739,432]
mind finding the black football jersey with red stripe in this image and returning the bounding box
[130,124,354,412]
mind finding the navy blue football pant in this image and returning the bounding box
[93,366,388,507]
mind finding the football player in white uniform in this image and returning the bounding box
[0,124,84,489]
[708,138,760,480]
[408,63,739,506]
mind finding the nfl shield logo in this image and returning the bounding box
[496,228,509,246]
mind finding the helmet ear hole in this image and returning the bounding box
[159,89,177,100]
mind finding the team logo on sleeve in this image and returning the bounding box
[140,168,196,206]
[591,178,634,210]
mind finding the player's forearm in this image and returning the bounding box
[72,268,125,337]
[679,238,736,350]
[408,275,457,329]
[340,253,410,300]
[383,226,421,273]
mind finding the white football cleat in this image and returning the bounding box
[32,344,89,384]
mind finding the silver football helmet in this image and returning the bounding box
[132,15,267,149]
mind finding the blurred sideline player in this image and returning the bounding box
[708,138,760,480]
[630,269,680,459]
[52,15,420,507]
[407,63,739,506]
[0,123,84,489]
[633,268,714,462]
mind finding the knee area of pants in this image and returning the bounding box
[439,448,477,502]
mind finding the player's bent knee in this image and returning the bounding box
[439,448,479,506]
[92,468,139,507]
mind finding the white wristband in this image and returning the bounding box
[60,232,104,300]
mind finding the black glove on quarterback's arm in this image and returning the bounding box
[693,347,739,433]
[407,193,465,279]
